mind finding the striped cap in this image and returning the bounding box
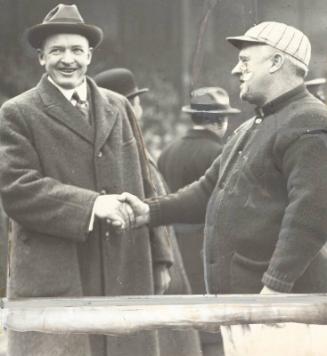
[226,22,311,69]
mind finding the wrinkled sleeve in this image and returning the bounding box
[0,102,99,242]
[262,132,327,291]
[148,155,220,227]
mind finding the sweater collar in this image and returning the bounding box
[255,84,307,118]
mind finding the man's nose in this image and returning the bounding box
[61,50,75,64]
[231,62,242,76]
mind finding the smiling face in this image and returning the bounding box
[231,44,275,106]
[38,33,93,89]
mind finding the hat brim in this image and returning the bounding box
[126,88,149,99]
[305,78,327,87]
[26,22,103,49]
[182,105,240,115]
[226,35,267,49]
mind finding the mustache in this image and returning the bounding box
[241,72,253,82]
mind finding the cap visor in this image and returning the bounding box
[226,35,266,49]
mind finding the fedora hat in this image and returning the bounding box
[26,4,103,49]
[94,68,149,99]
[182,87,240,116]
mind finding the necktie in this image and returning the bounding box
[71,91,90,123]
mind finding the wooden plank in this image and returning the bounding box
[1,294,327,335]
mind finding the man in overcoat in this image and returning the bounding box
[0,4,173,356]
[123,21,327,296]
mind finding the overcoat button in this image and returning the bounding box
[97,151,103,158]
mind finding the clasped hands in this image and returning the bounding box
[93,192,150,232]
[93,193,170,293]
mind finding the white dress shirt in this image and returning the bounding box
[47,76,87,103]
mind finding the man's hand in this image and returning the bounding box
[154,264,171,294]
[260,285,280,294]
[93,194,135,231]
[119,192,150,228]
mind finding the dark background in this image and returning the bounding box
[0,0,327,153]
[0,0,327,291]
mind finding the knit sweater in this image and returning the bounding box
[149,85,327,293]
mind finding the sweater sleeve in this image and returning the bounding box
[0,101,99,242]
[262,132,327,291]
[148,155,220,226]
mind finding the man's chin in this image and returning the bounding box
[54,79,81,90]
[240,91,250,102]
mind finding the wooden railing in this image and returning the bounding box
[1,294,327,334]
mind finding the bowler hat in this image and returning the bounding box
[305,78,326,88]
[26,4,103,49]
[94,68,149,99]
[305,77,326,103]
[226,22,311,69]
[182,87,240,116]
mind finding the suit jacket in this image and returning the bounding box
[0,75,172,356]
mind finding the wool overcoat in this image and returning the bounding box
[0,75,173,356]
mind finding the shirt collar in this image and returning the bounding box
[255,84,307,118]
[47,76,88,102]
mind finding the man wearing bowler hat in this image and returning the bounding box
[158,87,240,194]
[0,4,173,356]
[157,87,239,356]
[122,21,327,296]
[157,86,239,293]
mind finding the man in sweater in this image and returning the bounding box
[122,21,327,296]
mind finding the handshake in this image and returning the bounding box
[93,192,150,232]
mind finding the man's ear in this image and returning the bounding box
[37,49,45,66]
[269,53,284,74]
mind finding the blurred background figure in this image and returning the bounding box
[158,87,240,193]
[157,87,239,356]
[305,77,326,103]
[0,90,9,300]
[94,67,204,356]
[158,87,240,293]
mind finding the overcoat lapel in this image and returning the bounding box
[37,75,94,144]
[87,78,118,152]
